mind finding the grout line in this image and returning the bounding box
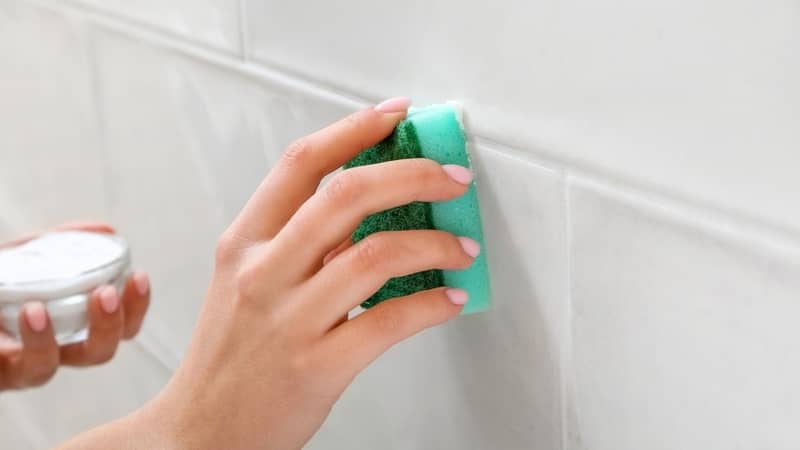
[236,0,248,60]
[241,53,379,107]
[29,0,368,110]
[472,135,561,174]
[560,170,573,450]
[26,0,800,254]
[47,0,243,58]
[569,173,800,260]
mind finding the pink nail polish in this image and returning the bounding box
[442,165,473,185]
[25,302,48,333]
[100,286,119,314]
[133,272,150,296]
[457,237,481,258]
[445,288,469,305]
[374,97,411,113]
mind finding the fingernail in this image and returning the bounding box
[374,97,411,113]
[457,237,481,258]
[133,272,150,296]
[25,302,48,333]
[445,288,469,305]
[442,164,473,185]
[99,286,119,314]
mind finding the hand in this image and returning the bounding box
[0,222,151,390]
[136,98,478,449]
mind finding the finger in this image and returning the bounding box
[324,241,354,332]
[295,230,478,329]
[121,272,151,339]
[322,238,353,266]
[6,302,60,388]
[55,221,115,234]
[60,286,123,366]
[270,159,472,277]
[320,287,466,373]
[230,99,410,242]
[0,330,22,354]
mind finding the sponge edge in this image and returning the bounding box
[406,104,491,314]
[344,103,491,314]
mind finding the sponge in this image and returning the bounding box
[344,103,491,314]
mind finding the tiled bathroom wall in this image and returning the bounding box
[1,0,798,448]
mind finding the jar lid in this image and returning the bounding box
[0,231,131,303]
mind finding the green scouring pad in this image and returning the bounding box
[344,103,491,314]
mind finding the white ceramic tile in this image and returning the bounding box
[244,0,800,233]
[93,30,353,366]
[0,1,105,240]
[69,0,240,53]
[0,343,171,447]
[308,144,568,450]
[568,177,800,450]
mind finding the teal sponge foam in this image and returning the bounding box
[344,103,491,314]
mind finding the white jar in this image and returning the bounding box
[0,231,131,345]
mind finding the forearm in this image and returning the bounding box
[55,400,174,450]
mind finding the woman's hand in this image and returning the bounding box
[0,222,151,390]
[124,98,479,450]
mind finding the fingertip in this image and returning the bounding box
[18,301,58,357]
[444,288,469,306]
[121,274,151,340]
[98,285,120,314]
[441,164,473,185]
[57,221,116,234]
[374,97,411,114]
[132,271,150,297]
[23,302,48,333]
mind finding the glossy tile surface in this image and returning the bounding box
[568,177,800,450]
[244,0,800,232]
[308,144,568,450]
[0,1,105,239]
[72,0,241,53]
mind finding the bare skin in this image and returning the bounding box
[56,97,479,450]
[0,222,151,390]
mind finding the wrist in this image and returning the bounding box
[54,397,177,450]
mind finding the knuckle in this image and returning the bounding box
[233,263,265,307]
[352,234,392,270]
[342,112,363,131]
[342,110,372,138]
[406,159,440,197]
[281,138,314,170]
[409,157,439,173]
[372,306,405,335]
[215,230,243,266]
[324,171,364,205]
